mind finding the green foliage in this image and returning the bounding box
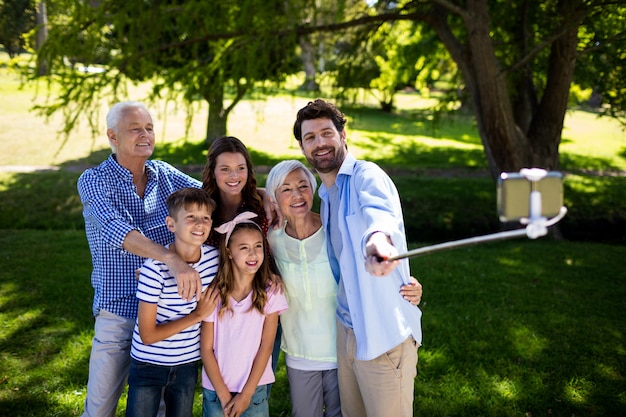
[568,83,593,107]
[0,0,36,57]
[368,21,431,110]
[331,18,457,112]
[29,0,302,142]
[573,4,626,120]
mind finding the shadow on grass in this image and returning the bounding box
[412,240,626,416]
[560,152,626,173]
[1,232,625,416]
[0,230,94,416]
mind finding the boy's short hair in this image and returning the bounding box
[166,188,216,218]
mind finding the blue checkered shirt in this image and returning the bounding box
[78,154,201,318]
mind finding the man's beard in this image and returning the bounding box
[306,145,346,174]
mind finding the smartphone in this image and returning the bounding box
[497,171,563,222]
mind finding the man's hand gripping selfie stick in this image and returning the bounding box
[385,168,568,262]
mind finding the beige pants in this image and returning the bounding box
[337,321,418,417]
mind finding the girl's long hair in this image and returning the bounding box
[215,223,271,317]
[201,136,263,222]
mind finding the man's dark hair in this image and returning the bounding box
[293,99,347,141]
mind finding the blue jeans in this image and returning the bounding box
[126,359,199,417]
[202,385,268,417]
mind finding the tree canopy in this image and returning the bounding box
[34,0,301,145]
[324,0,625,176]
[28,0,626,177]
[0,0,36,57]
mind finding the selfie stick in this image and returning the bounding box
[386,169,568,261]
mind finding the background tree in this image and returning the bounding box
[296,0,370,92]
[0,0,36,57]
[34,0,300,147]
[326,0,625,176]
[404,0,626,177]
[331,18,453,113]
[34,0,48,76]
[28,0,625,173]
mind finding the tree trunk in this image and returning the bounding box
[464,0,529,177]
[204,75,227,148]
[36,1,48,76]
[510,1,538,134]
[527,10,579,169]
[428,0,579,178]
[298,35,320,91]
[203,74,249,149]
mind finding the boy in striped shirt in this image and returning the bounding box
[126,188,220,417]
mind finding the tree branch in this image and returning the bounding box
[501,8,591,78]
[577,29,626,57]
[431,0,468,19]
[137,11,428,57]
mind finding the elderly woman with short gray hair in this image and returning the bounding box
[266,160,423,417]
[266,160,341,417]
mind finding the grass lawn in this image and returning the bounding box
[0,61,625,416]
[0,231,624,416]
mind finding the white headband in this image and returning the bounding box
[214,211,260,245]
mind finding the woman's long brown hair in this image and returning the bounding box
[201,136,263,221]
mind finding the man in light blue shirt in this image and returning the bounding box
[293,99,423,417]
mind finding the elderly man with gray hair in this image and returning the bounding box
[78,101,202,417]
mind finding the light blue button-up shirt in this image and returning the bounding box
[319,153,422,360]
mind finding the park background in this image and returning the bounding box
[1,1,626,416]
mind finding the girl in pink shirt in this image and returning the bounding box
[201,212,288,417]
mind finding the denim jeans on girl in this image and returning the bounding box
[202,385,268,417]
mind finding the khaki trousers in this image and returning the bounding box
[336,321,418,417]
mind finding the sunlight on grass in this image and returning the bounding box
[358,131,481,150]
[55,389,86,416]
[440,372,481,403]
[595,362,621,381]
[562,110,626,163]
[566,175,601,192]
[492,377,518,400]
[509,326,547,359]
[1,308,42,339]
[2,66,624,172]
[419,348,449,366]
[564,377,592,404]
[495,256,523,268]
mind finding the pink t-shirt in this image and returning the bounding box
[202,290,288,392]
